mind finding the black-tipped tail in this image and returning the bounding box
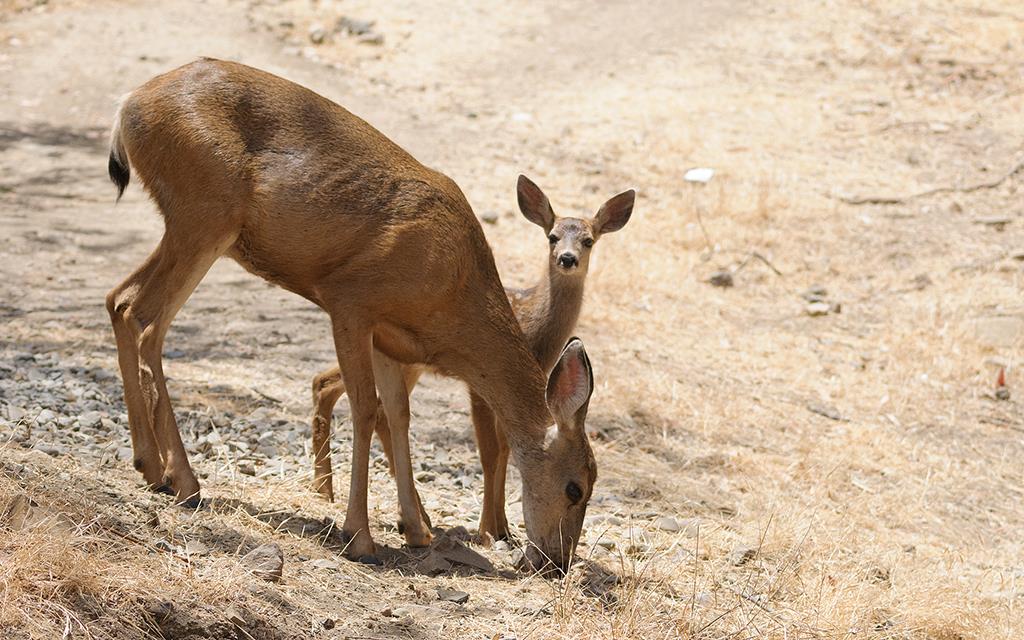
[108,151,130,201]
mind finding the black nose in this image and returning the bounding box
[557,253,579,269]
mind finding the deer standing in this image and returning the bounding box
[310,176,634,542]
[104,58,597,569]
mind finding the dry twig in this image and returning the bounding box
[834,154,1024,205]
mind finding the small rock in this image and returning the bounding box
[708,270,733,288]
[34,409,56,424]
[436,536,494,572]
[33,442,66,457]
[357,32,385,46]
[436,588,470,604]
[309,24,327,44]
[677,517,702,537]
[237,462,256,476]
[480,212,499,225]
[684,167,715,183]
[730,545,757,566]
[807,403,842,421]
[445,525,471,541]
[415,550,452,575]
[509,548,525,567]
[596,539,616,551]
[225,605,247,628]
[805,301,831,317]
[322,618,335,630]
[336,16,375,35]
[974,216,1012,230]
[79,411,103,428]
[585,514,624,528]
[801,285,828,303]
[415,471,435,482]
[153,539,178,553]
[184,539,210,556]
[389,607,415,625]
[310,558,342,571]
[241,543,284,582]
[911,273,932,290]
[654,516,680,532]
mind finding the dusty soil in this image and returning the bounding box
[2,0,1024,638]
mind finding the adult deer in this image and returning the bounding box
[105,58,596,570]
[310,177,634,542]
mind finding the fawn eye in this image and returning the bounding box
[566,481,583,504]
[548,234,558,244]
[582,238,594,248]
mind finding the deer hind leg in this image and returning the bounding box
[309,367,402,504]
[471,392,513,541]
[106,249,165,489]
[108,224,236,505]
[373,353,431,547]
[311,367,344,501]
[332,320,380,560]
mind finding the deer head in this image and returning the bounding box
[518,337,597,573]
[517,174,635,278]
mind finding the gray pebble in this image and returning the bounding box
[33,441,66,457]
[654,516,680,532]
[436,588,470,604]
[241,543,284,582]
[708,270,734,288]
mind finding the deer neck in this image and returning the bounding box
[521,263,587,374]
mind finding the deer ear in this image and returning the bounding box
[593,189,635,235]
[517,175,555,232]
[546,337,594,429]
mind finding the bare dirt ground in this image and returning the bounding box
[2,0,1024,638]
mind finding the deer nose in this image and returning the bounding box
[557,253,579,269]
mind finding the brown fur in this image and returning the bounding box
[105,58,598,568]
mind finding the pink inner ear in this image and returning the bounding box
[555,354,582,402]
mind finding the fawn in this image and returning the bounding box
[310,175,634,541]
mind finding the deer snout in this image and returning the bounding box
[519,543,570,577]
[557,253,579,269]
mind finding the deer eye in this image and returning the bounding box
[582,238,594,248]
[548,234,558,244]
[566,481,583,504]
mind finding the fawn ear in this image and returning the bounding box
[517,174,555,232]
[546,337,594,429]
[593,189,635,235]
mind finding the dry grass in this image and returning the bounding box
[2,0,1023,638]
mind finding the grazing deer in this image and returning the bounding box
[105,58,597,570]
[310,176,634,542]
